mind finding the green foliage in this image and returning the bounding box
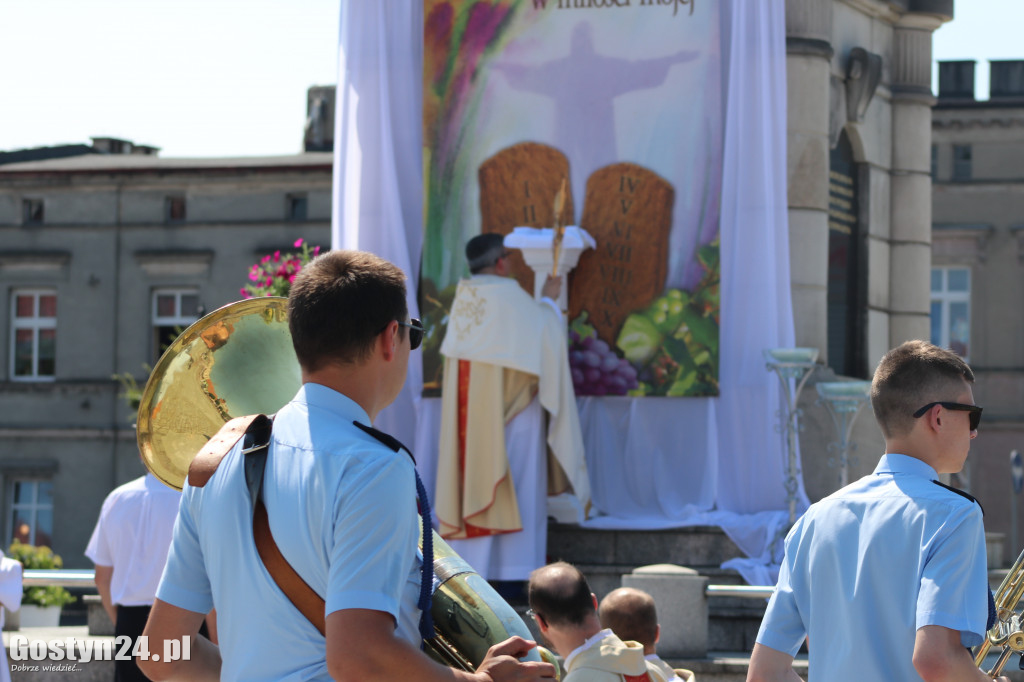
[7,541,76,608]
[112,364,152,421]
[419,280,458,396]
[614,238,721,397]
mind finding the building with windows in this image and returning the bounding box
[931,58,1024,553]
[781,0,955,501]
[0,143,331,565]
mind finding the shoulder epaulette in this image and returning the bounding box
[352,421,415,463]
[932,480,984,515]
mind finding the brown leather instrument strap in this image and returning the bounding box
[188,415,262,488]
[254,499,326,635]
[188,414,327,636]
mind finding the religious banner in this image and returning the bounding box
[421,0,722,397]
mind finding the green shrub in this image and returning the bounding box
[7,541,76,608]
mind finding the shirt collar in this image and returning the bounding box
[564,628,613,671]
[294,383,372,427]
[873,453,939,482]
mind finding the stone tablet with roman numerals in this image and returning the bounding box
[569,162,674,346]
[478,142,575,295]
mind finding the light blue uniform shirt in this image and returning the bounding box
[157,384,422,681]
[756,453,989,682]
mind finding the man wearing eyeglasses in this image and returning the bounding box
[141,250,555,682]
[436,233,590,591]
[748,340,1005,682]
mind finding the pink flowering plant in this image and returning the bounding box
[240,238,320,298]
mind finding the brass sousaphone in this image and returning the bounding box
[976,548,1024,676]
[137,298,556,673]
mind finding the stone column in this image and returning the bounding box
[888,14,945,346]
[786,0,833,358]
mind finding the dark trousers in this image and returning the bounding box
[113,605,151,682]
[115,605,209,682]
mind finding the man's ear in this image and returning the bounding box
[655,624,661,645]
[495,255,510,277]
[379,321,398,361]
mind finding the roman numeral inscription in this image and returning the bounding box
[478,143,575,296]
[569,162,674,346]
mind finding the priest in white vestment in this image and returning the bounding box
[437,233,589,581]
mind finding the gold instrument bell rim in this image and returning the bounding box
[136,297,291,491]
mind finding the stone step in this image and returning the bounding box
[708,607,764,653]
[543,523,772,655]
[547,523,746,571]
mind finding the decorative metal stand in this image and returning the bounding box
[816,381,872,489]
[764,348,819,525]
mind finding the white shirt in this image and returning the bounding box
[85,473,181,606]
[0,553,22,682]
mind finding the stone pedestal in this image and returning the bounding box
[622,564,708,659]
[504,226,595,313]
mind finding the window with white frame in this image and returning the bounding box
[152,289,200,362]
[8,479,53,547]
[930,267,970,359]
[10,290,56,381]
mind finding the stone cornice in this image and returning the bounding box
[891,85,937,106]
[786,37,834,60]
[932,223,993,263]
[0,250,71,276]
[1009,225,1024,263]
[837,0,899,23]
[894,11,947,31]
[933,115,1024,131]
[134,249,214,277]
[0,429,132,440]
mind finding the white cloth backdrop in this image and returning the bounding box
[333,0,807,586]
[333,1,424,448]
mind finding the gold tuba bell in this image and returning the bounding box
[976,548,1024,676]
[137,297,557,674]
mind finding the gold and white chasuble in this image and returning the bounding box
[437,275,589,550]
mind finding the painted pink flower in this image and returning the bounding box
[293,238,304,248]
[261,255,271,264]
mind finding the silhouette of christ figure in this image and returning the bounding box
[491,22,699,182]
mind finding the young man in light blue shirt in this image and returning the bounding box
[139,250,556,682]
[748,340,1007,682]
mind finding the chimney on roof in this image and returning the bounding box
[90,137,159,156]
[938,61,976,101]
[990,60,1024,100]
[304,86,336,153]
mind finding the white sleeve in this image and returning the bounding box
[0,558,23,612]
[540,297,562,321]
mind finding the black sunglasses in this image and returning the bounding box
[395,318,424,351]
[912,401,983,431]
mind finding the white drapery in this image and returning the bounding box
[333,0,804,585]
